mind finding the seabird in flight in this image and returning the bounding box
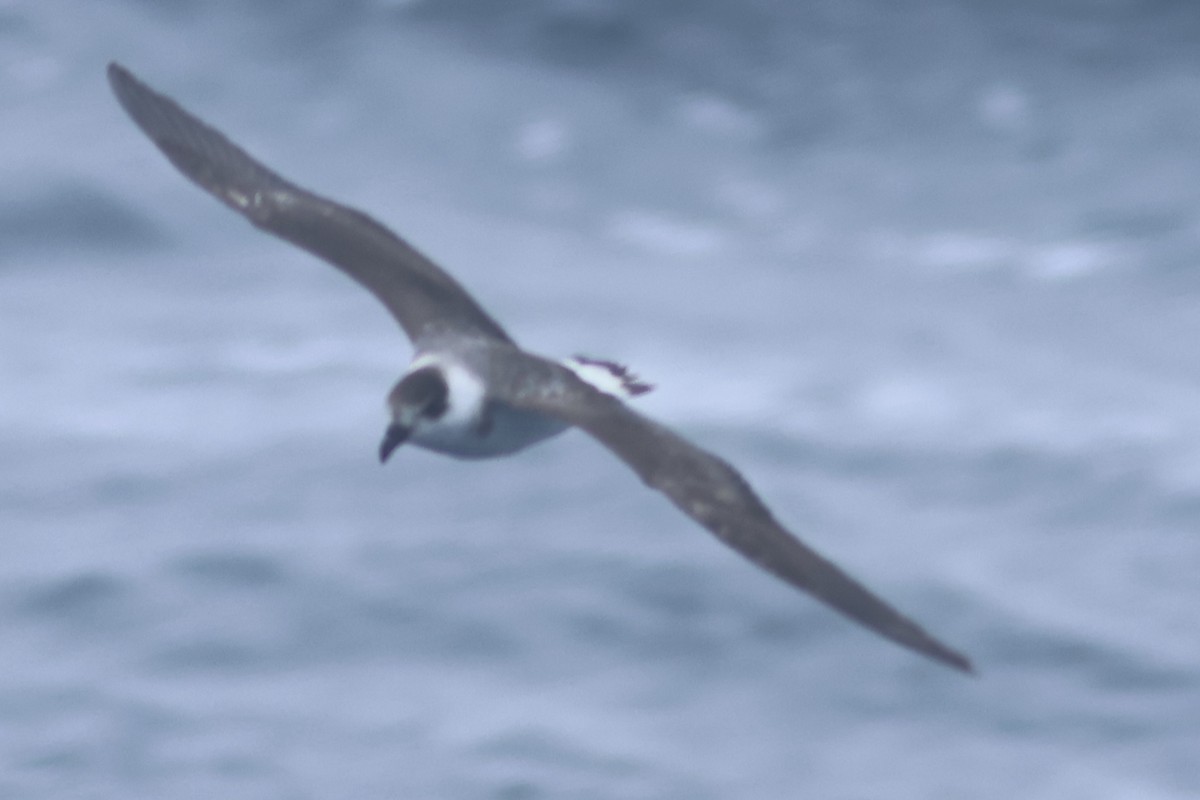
[107,62,973,673]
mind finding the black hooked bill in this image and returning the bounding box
[379,423,409,463]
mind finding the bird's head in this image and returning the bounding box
[379,365,449,463]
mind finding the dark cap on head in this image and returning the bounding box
[388,366,449,419]
[380,366,450,463]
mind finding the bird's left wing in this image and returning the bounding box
[107,63,513,345]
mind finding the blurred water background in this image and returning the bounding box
[2,1,1199,797]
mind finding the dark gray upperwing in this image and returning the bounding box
[495,355,973,673]
[107,63,512,345]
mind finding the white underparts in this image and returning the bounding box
[394,352,565,458]
[386,352,649,460]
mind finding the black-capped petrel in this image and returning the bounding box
[108,62,973,674]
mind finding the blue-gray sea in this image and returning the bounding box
[3,2,1199,798]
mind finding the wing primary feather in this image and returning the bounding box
[107,62,512,345]
[498,361,975,674]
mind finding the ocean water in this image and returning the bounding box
[3,2,1199,797]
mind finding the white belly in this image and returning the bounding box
[409,401,569,459]
[395,347,646,460]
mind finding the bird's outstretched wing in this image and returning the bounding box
[110,63,972,674]
[492,353,974,673]
[107,62,512,345]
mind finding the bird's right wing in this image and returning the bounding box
[493,354,974,673]
[108,62,512,346]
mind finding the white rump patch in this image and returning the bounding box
[563,355,653,400]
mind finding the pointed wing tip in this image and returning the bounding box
[106,61,167,138]
[934,647,976,676]
[900,626,975,675]
[107,61,138,103]
[844,598,975,675]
